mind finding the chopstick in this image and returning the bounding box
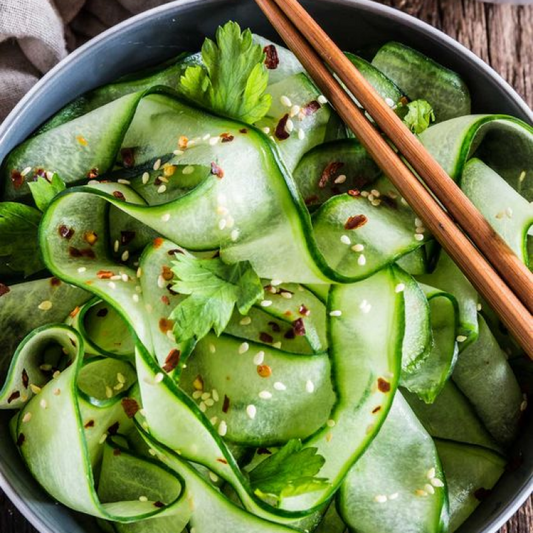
[254,0,533,358]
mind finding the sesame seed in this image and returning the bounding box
[425,484,435,495]
[240,316,252,325]
[297,128,306,140]
[430,478,444,488]
[415,226,426,234]
[401,198,408,206]
[274,382,286,391]
[329,310,342,317]
[209,137,219,146]
[415,490,428,497]
[77,267,87,273]
[340,235,351,245]
[209,344,216,353]
[259,391,272,400]
[262,127,271,134]
[226,216,235,229]
[306,380,315,393]
[357,254,367,266]
[360,300,372,313]
[205,398,215,407]
[506,207,513,218]
[154,372,164,384]
[280,291,293,299]
[374,495,388,503]
[157,185,167,194]
[280,95,292,107]
[30,385,41,394]
[161,214,171,222]
[173,149,184,156]
[456,335,467,343]
[117,179,131,185]
[153,159,162,171]
[477,303,482,311]
[520,400,528,411]
[216,205,229,215]
[385,97,395,107]
[218,421,228,436]
[371,199,381,207]
[114,240,120,253]
[260,300,273,307]
[203,134,211,141]
[209,472,218,483]
[199,402,207,412]
[334,174,347,184]
[395,283,405,293]
[53,388,61,396]
[183,165,195,175]
[38,300,53,311]
[290,105,301,117]
[285,119,294,133]
[192,391,202,399]
[106,386,113,398]
[415,217,423,227]
[246,405,257,419]
[414,233,424,241]
[254,351,266,365]
[239,342,250,354]
[139,496,148,502]
[361,191,369,197]
[317,95,328,104]
[40,399,48,409]
[371,189,380,197]
[218,218,227,230]
[108,282,116,290]
[230,229,240,241]
[22,413,32,423]
[351,243,365,252]
[21,166,32,177]
[142,172,150,184]
[389,493,399,500]
[157,275,165,289]
[427,468,436,479]
[212,389,219,402]
[121,250,130,262]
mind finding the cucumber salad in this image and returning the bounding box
[0,22,532,533]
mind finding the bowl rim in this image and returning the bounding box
[0,1,531,532]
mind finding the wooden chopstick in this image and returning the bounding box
[254,0,533,358]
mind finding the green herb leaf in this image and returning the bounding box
[28,173,66,212]
[180,21,272,124]
[170,255,263,342]
[0,202,44,277]
[401,99,436,134]
[249,439,330,501]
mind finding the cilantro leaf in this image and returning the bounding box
[170,255,263,342]
[180,21,272,124]
[400,99,436,134]
[249,439,330,502]
[0,202,44,277]
[28,173,66,212]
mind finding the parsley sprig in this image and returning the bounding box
[180,21,272,124]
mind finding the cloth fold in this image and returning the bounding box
[0,0,174,121]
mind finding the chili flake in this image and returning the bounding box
[0,283,10,297]
[122,398,140,418]
[153,237,164,249]
[211,162,224,178]
[76,135,88,147]
[50,277,61,287]
[222,395,231,413]
[7,391,20,404]
[239,128,248,134]
[87,168,99,179]
[84,420,95,428]
[58,225,74,239]
[16,433,25,447]
[347,189,361,197]
[97,270,115,279]
[120,148,135,168]
[220,133,235,143]
[259,332,274,343]
[11,169,24,189]
[161,295,170,306]
[257,365,272,378]
[263,44,280,69]
[292,318,306,336]
[22,370,29,389]
[158,318,174,334]
[154,501,165,508]
[275,113,291,140]
[302,100,321,116]
[113,191,126,201]
[84,231,98,245]
[298,304,311,316]
[163,349,181,373]
[344,214,368,230]
[96,308,108,318]
[108,422,120,436]
[377,378,391,393]
[319,161,344,189]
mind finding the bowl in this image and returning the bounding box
[0,1,531,532]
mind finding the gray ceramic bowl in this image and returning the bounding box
[0,1,531,532]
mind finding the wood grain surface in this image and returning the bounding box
[0,0,531,532]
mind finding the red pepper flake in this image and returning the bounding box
[70,306,81,318]
[319,161,344,189]
[377,378,391,393]
[154,177,162,186]
[153,237,164,249]
[16,433,25,447]
[11,170,24,189]
[76,135,88,147]
[292,318,306,336]
[50,277,61,287]
[121,231,136,245]
[257,365,272,378]
[33,168,47,180]
[210,162,224,179]
[87,168,99,180]
[68,247,96,259]
[216,458,228,464]
[284,329,296,340]
[161,265,174,281]
[84,420,95,429]
[107,422,120,435]
[7,391,20,404]
[380,195,398,209]
[22,369,29,389]
[96,308,108,318]
[113,448,122,456]
[474,488,492,501]
[347,189,361,197]
[268,321,281,333]
[259,332,274,344]
[58,225,74,239]
[257,448,272,455]
[159,318,174,334]
[0,283,10,297]
[222,395,231,413]
[121,148,135,168]
[167,248,184,256]
[283,310,293,317]
[163,349,181,373]
[97,270,114,279]
[305,195,319,206]
[303,100,321,116]
[263,44,280,69]
[344,214,368,230]
[154,501,165,508]
[275,113,291,140]
[239,128,248,134]
[298,304,311,316]
[399,96,409,106]
[113,191,126,201]
[84,231,98,245]
[220,133,235,143]
[372,406,382,414]
[121,398,140,418]
[161,295,170,306]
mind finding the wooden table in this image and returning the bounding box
[0,0,531,532]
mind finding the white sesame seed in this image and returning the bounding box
[290,105,301,117]
[192,391,202,400]
[157,275,165,289]
[139,496,148,502]
[153,159,162,171]
[430,478,444,488]
[246,404,257,419]
[22,412,32,423]
[274,381,286,391]
[280,95,292,107]
[121,250,130,262]
[506,207,513,218]
[132,294,140,303]
[329,310,342,317]
[374,495,388,503]
[209,417,218,426]
[230,229,239,241]
[456,335,467,343]
[520,400,528,411]
[40,399,48,409]
[212,389,219,402]
[262,127,271,134]
[117,179,131,185]
[414,233,424,241]
[259,391,272,400]
[361,191,369,197]
[271,279,283,286]
[199,402,207,412]
[415,217,423,227]
[371,189,380,197]
[389,492,399,500]
[385,97,395,107]
[425,484,435,495]
[218,420,228,436]
[340,235,351,245]
[334,174,347,184]
[38,300,53,311]
[371,199,381,207]
[297,128,306,140]
[205,398,215,407]
[202,134,211,141]
[141,172,150,185]
[280,291,293,299]
[160,213,171,223]
[216,205,229,215]
[427,468,436,479]
[183,165,195,175]
[395,283,406,293]
[239,342,250,354]
[351,243,365,252]
[157,184,167,194]
[240,316,252,325]
[477,303,482,311]
[285,119,294,133]
[209,137,220,146]
[306,380,315,393]
[77,267,87,273]
[209,343,216,353]
[326,419,336,427]
[201,392,211,401]
[253,352,266,366]
[114,240,120,253]
[218,218,227,230]
[30,385,41,394]
[21,166,32,177]
[317,95,328,105]
[173,149,184,156]
[358,254,367,266]
[260,300,273,307]
[415,226,426,234]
